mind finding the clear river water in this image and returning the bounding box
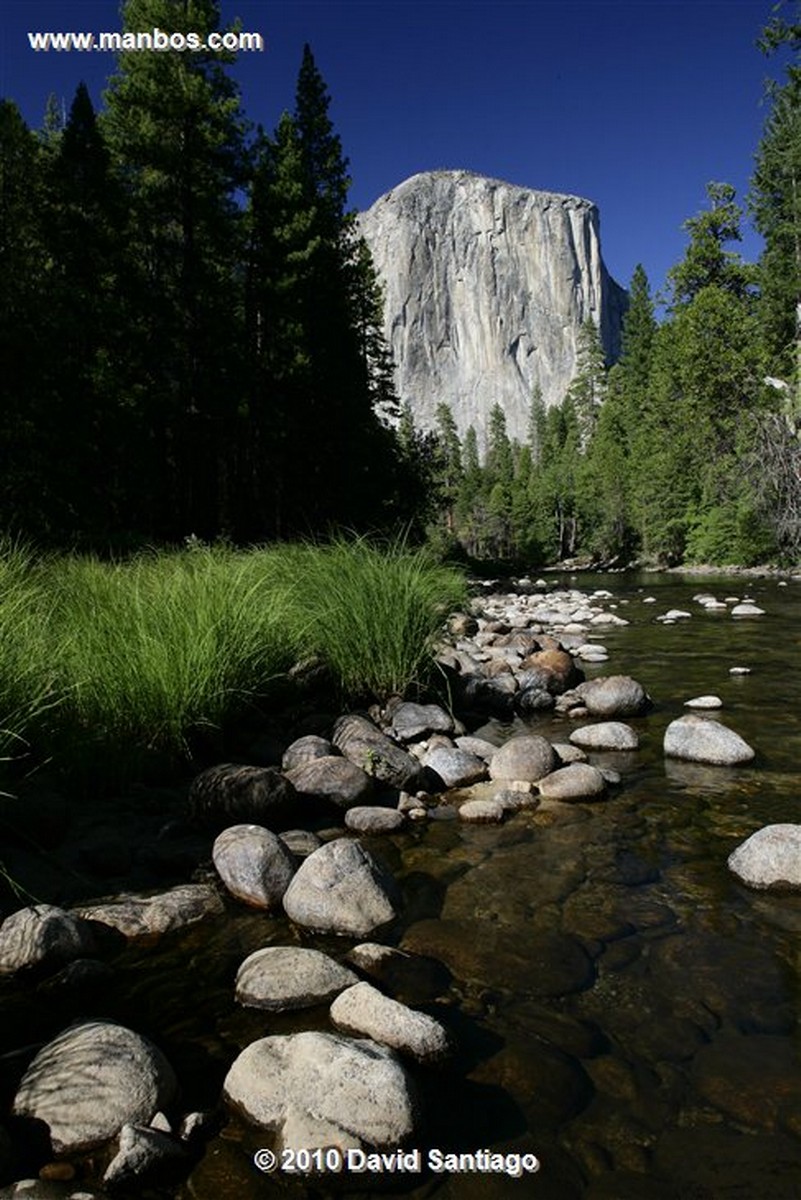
[6,570,801,1199]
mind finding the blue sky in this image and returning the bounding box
[0,0,791,300]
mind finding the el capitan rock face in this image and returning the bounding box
[358,170,626,443]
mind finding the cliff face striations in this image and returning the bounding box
[358,170,627,445]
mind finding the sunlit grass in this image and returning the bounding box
[0,535,467,789]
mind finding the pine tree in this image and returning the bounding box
[751,3,801,408]
[0,102,50,533]
[566,319,607,450]
[102,0,248,537]
[41,82,126,538]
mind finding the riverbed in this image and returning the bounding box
[6,571,801,1199]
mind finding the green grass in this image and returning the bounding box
[268,535,467,699]
[0,535,467,790]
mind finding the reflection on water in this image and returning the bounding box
[9,572,801,1198]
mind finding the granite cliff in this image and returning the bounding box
[358,170,627,446]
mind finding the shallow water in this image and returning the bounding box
[6,571,801,1198]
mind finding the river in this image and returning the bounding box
[8,571,801,1198]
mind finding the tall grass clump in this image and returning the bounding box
[267,535,467,700]
[0,538,60,771]
[40,545,300,782]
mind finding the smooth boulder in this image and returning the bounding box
[727,824,801,891]
[569,722,639,751]
[537,763,607,801]
[281,735,335,772]
[330,982,450,1063]
[235,946,358,1011]
[576,675,649,716]
[12,1021,177,1153]
[332,714,422,789]
[489,735,557,783]
[423,746,488,788]
[390,702,453,742]
[0,906,96,977]
[344,807,405,834]
[224,1031,417,1149]
[283,839,400,936]
[212,825,296,909]
[664,715,755,765]
[285,756,373,809]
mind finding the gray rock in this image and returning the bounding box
[285,756,373,810]
[330,982,451,1064]
[224,1031,417,1149]
[537,763,607,801]
[76,884,223,939]
[332,714,422,789]
[684,695,723,709]
[235,946,358,1011]
[731,602,765,616]
[13,1021,177,1154]
[188,763,299,830]
[454,735,499,761]
[569,722,640,751]
[727,824,801,891]
[344,807,406,834]
[489,735,557,782]
[281,735,335,772]
[576,675,649,716]
[516,685,556,715]
[423,746,488,788]
[390,702,453,742]
[212,824,296,909]
[358,170,625,444]
[103,1123,188,1189]
[0,906,96,977]
[663,715,755,765]
[282,839,400,936]
[458,799,505,823]
[552,742,587,764]
[278,829,323,858]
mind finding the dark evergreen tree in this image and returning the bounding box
[566,319,607,449]
[0,102,50,534]
[40,82,127,539]
[102,0,248,538]
[751,2,801,407]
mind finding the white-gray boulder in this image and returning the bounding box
[223,1031,417,1149]
[569,722,640,751]
[212,824,295,909]
[12,1021,177,1153]
[727,825,801,891]
[489,735,557,782]
[330,982,450,1064]
[684,695,723,710]
[537,763,607,801]
[344,807,406,834]
[423,746,488,788]
[103,1123,188,1189]
[235,946,358,1011]
[0,906,96,977]
[390,702,453,742]
[282,839,400,936]
[576,675,649,717]
[663,715,755,765]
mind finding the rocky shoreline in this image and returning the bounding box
[0,577,795,1197]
